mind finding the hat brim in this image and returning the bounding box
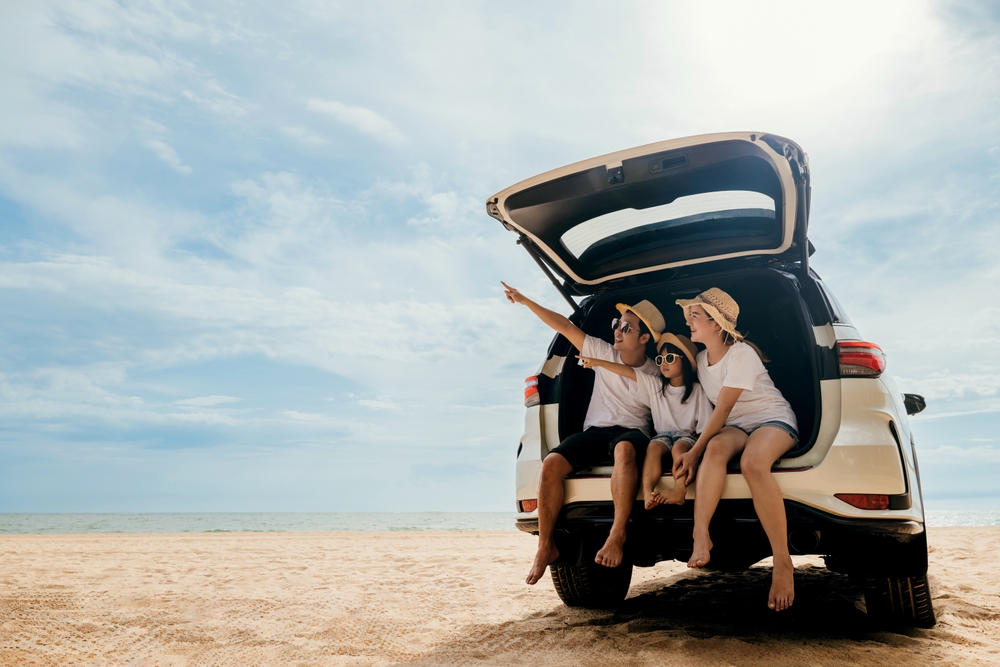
[656,332,698,369]
[616,303,661,344]
[675,298,743,340]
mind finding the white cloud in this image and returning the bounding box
[357,399,400,411]
[919,445,1000,465]
[280,126,328,145]
[280,410,329,421]
[182,80,252,118]
[895,373,1000,400]
[143,139,192,174]
[174,395,243,407]
[306,99,405,146]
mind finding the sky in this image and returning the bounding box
[1,0,999,512]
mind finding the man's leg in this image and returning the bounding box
[740,428,796,611]
[594,440,639,568]
[526,452,573,585]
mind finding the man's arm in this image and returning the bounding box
[502,281,586,351]
[576,356,638,381]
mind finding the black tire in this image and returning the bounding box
[550,561,633,608]
[863,573,936,628]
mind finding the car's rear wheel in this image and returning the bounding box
[550,561,633,608]
[863,573,936,628]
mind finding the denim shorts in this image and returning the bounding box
[733,420,799,444]
[649,431,696,451]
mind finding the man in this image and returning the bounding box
[501,282,664,585]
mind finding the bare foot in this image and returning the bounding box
[646,491,667,509]
[643,487,659,510]
[525,543,559,585]
[768,556,795,611]
[662,484,687,505]
[594,532,625,568]
[687,534,712,568]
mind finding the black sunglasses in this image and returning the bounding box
[656,353,682,365]
[611,317,633,335]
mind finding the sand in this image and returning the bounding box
[1,528,998,666]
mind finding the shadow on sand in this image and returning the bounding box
[396,564,941,667]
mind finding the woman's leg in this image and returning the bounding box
[740,427,796,611]
[642,440,669,509]
[689,427,748,568]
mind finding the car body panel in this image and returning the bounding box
[486,132,806,287]
[519,382,910,516]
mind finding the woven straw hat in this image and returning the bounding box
[615,300,665,344]
[675,287,744,341]
[657,332,699,369]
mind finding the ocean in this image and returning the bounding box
[0,512,516,534]
[0,510,997,534]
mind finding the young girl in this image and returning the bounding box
[671,287,799,613]
[578,332,713,510]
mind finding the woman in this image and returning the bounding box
[672,288,799,612]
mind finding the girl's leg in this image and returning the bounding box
[642,440,669,509]
[689,427,748,568]
[662,439,692,505]
[740,427,797,611]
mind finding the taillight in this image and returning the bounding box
[524,375,540,407]
[518,499,538,513]
[835,493,890,510]
[837,341,886,378]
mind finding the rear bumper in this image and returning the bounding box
[516,499,927,577]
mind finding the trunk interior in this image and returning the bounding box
[556,268,821,468]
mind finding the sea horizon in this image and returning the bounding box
[1,509,998,534]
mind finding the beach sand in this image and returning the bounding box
[1,528,998,666]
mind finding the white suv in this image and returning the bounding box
[486,132,934,627]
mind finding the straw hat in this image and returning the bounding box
[675,287,744,341]
[657,332,699,369]
[615,300,665,344]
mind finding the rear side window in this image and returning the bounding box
[816,280,853,325]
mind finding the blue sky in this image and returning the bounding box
[1,1,998,511]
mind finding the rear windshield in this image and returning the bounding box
[502,141,788,282]
[561,190,777,263]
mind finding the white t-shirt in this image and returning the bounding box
[696,341,797,431]
[629,372,714,436]
[581,335,660,436]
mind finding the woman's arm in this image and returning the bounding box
[502,281,585,351]
[672,386,743,483]
[576,356,638,381]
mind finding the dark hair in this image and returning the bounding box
[658,342,695,403]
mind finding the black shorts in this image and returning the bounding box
[548,426,651,472]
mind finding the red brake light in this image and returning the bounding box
[837,341,886,378]
[518,499,538,513]
[524,375,540,407]
[835,493,890,510]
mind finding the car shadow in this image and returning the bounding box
[394,564,937,667]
